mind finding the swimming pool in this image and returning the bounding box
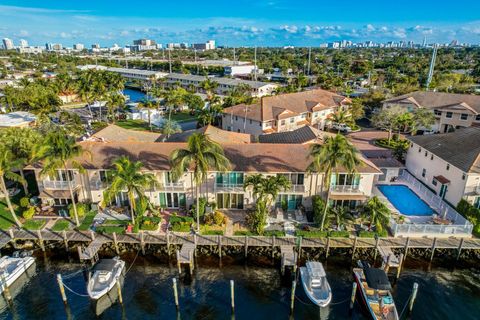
[377,185,434,216]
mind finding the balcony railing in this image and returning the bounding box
[159,182,185,191]
[215,183,245,192]
[43,180,78,190]
[330,185,363,194]
[90,180,108,190]
[285,184,306,193]
[464,185,480,195]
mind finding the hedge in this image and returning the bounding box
[358,230,388,238]
[295,230,328,238]
[201,230,224,235]
[263,230,286,237]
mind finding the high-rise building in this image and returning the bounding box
[73,43,85,50]
[19,39,28,48]
[192,40,216,50]
[52,43,63,50]
[2,38,14,50]
[133,39,156,46]
[91,43,100,49]
[45,43,53,51]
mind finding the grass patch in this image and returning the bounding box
[0,202,16,230]
[329,230,351,238]
[78,211,96,231]
[295,230,328,238]
[96,226,125,234]
[170,111,197,123]
[358,230,388,238]
[51,219,71,231]
[263,230,286,237]
[200,224,224,235]
[234,230,255,236]
[104,219,130,226]
[23,219,46,230]
[116,119,154,131]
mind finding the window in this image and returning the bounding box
[277,173,304,185]
[418,147,421,153]
[434,110,441,116]
[235,116,238,121]
[446,112,453,118]
[216,193,244,209]
[432,179,437,186]
[313,112,317,118]
[54,198,71,206]
[216,172,244,187]
[290,117,294,123]
[281,120,286,126]
[422,168,426,178]
[424,151,428,157]
[159,192,186,208]
[301,113,307,119]
[462,173,466,180]
[446,164,450,171]
[476,115,480,121]
[276,194,302,211]
[249,119,252,124]
[431,155,434,160]
[460,113,468,120]
[48,169,74,182]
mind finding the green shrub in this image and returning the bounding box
[295,230,328,238]
[136,196,149,217]
[170,214,194,232]
[358,229,388,238]
[263,230,285,237]
[22,207,35,220]
[22,219,46,230]
[96,226,125,234]
[312,196,326,226]
[202,229,224,235]
[139,216,161,231]
[329,230,350,238]
[234,230,255,236]
[69,203,86,219]
[204,211,226,226]
[20,197,30,208]
[78,211,96,231]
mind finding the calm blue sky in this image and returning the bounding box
[1,0,480,46]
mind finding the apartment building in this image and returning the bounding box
[33,125,380,212]
[222,88,351,135]
[382,91,480,133]
[165,73,278,97]
[405,127,480,208]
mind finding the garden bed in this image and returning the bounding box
[23,219,47,230]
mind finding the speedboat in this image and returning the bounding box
[353,261,399,320]
[0,253,35,294]
[299,261,332,307]
[87,257,125,300]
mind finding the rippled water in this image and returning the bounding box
[0,253,479,320]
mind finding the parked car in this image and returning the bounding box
[331,123,352,133]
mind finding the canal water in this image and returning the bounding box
[0,253,479,320]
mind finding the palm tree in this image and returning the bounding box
[106,92,125,124]
[363,196,391,232]
[243,174,265,202]
[138,98,158,131]
[329,106,351,133]
[330,206,353,230]
[102,156,158,225]
[262,175,292,207]
[159,119,182,138]
[163,88,186,122]
[170,133,230,231]
[307,134,360,230]
[37,130,91,227]
[0,127,40,195]
[199,78,219,101]
[0,146,24,227]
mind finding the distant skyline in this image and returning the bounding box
[1,0,480,46]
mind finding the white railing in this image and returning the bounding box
[390,171,473,237]
[287,185,306,193]
[330,185,363,194]
[215,183,245,192]
[90,180,108,190]
[43,180,77,190]
[464,185,480,195]
[159,182,185,191]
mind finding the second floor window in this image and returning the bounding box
[460,113,468,120]
[446,112,453,118]
[48,169,73,182]
[278,173,304,185]
[290,117,294,123]
[216,172,244,186]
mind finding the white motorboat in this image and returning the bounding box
[87,257,125,300]
[0,254,35,294]
[353,261,399,320]
[300,261,332,307]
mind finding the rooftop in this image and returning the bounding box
[166,73,276,89]
[258,126,331,144]
[383,91,480,114]
[0,111,36,127]
[408,127,480,173]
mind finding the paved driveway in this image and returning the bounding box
[347,129,400,158]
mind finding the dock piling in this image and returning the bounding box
[396,253,404,279]
[290,280,296,315]
[56,274,68,305]
[352,236,358,262]
[430,237,437,262]
[0,273,12,303]
[140,231,145,255]
[408,282,419,314]
[116,278,123,304]
[176,250,181,275]
[172,278,180,310]
[113,232,119,255]
[37,229,45,252]
[244,236,248,259]
[456,238,465,261]
[230,280,235,314]
[373,236,380,262]
[62,230,68,251]
[349,282,357,313]
[271,236,276,259]
[325,237,330,259]
[403,237,410,262]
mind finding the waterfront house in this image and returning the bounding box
[33,125,380,212]
[382,91,480,133]
[164,73,278,98]
[405,127,480,208]
[221,89,351,135]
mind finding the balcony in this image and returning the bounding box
[330,185,364,194]
[284,184,306,194]
[43,180,78,190]
[215,183,245,193]
[464,185,480,195]
[159,182,185,191]
[90,180,108,190]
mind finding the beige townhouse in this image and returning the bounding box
[382,91,480,133]
[33,125,380,213]
[406,127,480,208]
[221,88,351,135]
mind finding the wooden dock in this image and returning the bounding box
[176,243,195,275]
[280,245,297,275]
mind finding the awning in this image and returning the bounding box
[39,189,74,199]
[434,175,450,184]
[329,194,367,201]
[364,267,392,290]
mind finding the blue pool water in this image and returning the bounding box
[377,185,434,216]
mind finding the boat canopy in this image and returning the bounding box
[364,267,391,290]
[94,259,117,272]
[306,261,326,278]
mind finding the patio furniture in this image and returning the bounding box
[295,209,305,222]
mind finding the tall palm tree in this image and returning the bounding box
[106,92,125,124]
[363,196,391,232]
[307,134,360,230]
[37,130,91,227]
[0,127,40,195]
[262,175,292,207]
[138,98,158,131]
[199,78,219,101]
[170,133,230,231]
[329,106,351,133]
[159,119,182,138]
[243,174,265,202]
[163,88,186,122]
[0,146,24,227]
[330,206,353,230]
[102,156,158,225]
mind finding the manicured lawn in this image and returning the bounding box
[78,211,97,231]
[23,219,46,230]
[0,202,16,230]
[200,225,224,235]
[170,111,197,123]
[51,219,71,231]
[104,219,130,226]
[116,120,154,131]
[96,226,125,234]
